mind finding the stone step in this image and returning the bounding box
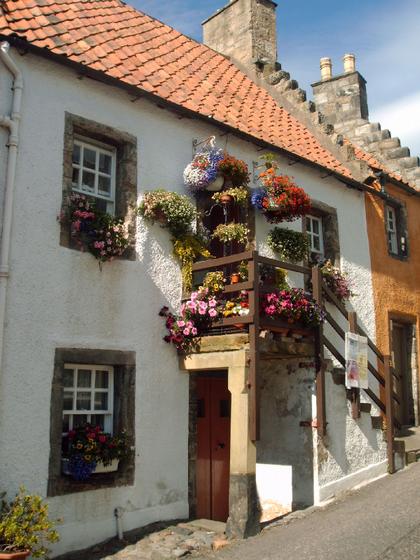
[367,137,401,152]
[354,122,381,136]
[360,402,372,414]
[385,146,411,160]
[363,129,391,144]
[371,416,382,430]
[397,156,419,169]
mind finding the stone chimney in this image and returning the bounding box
[312,54,369,133]
[202,0,278,74]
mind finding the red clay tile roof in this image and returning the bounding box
[0,0,355,178]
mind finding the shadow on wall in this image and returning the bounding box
[256,359,316,521]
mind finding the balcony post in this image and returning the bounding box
[312,266,326,436]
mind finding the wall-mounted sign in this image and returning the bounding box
[345,332,368,389]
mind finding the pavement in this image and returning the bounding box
[197,462,420,560]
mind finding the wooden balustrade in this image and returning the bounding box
[191,252,397,471]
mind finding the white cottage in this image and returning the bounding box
[0,0,392,555]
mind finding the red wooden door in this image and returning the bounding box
[196,375,231,521]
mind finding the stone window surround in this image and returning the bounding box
[61,112,137,259]
[383,198,409,261]
[48,348,136,497]
[303,199,340,266]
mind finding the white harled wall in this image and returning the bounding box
[0,50,376,555]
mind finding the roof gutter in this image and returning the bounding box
[2,34,418,203]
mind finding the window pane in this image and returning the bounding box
[76,392,91,410]
[313,236,320,251]
[73,414,88,428]
[99,153,112,174]
[95,371,109,389]
[72,167,80,185]
[63,391,74,411]
[94,392,108,411]
[77,369,92,388]
[90,415,105,430]
[63,369,74,387]
[72,143,81,164]
[312,219,319,235]
[83,147,96,170]
[98,175,111,195]
[306,217,311,232]
[62,414,70,433]
[81,171,95,191]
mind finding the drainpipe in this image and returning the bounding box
[0,42,23,372]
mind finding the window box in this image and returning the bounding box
[61,457,119,476]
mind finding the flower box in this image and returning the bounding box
[61,457,119,477]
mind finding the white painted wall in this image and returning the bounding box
[0,49,377,555]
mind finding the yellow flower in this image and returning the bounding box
[76,443,83,450]
[84,455,92,462]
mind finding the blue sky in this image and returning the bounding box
[133,0,420,156]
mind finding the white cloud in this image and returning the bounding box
[372,92,420,158]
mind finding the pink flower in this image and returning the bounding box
[198,308,206,315]
[177,320,185,328]
[209,299,217,308]
[192,327,198,335]
[209,308,217,318]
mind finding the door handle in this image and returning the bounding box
[216,442,225,449]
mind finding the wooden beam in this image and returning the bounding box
[348,311,360,420]
[384,355,395,474]
[312,266,326,436]
[257,254,311,275]
[191,250,254,272]
[248,252,260,442]
[322,282,348,318]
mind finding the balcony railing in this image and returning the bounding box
[191,250,399,473]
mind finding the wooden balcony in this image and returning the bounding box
[191,250,400,473]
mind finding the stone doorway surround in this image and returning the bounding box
[180,334,260,539]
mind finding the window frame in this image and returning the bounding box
[306,214,324,256]
[62,363,114,435]
[71,136,116,214]
[385,205,399,256]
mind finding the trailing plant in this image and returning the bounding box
[138,190,198,237]
[183,145,224,192]
[202,271,226,294]
[261,288,325,326]
[251,157,311,223]
[212,186,249,206]
[0,487,60,558]
[267,227,310,262]
[59,193,130,263]
[173,235,212,293]
[217,155,250,186]
[320,260,353,301]
[238,260,249,281]
[159,288,220,353]
[212,222,250,245]
[64,424,131,481]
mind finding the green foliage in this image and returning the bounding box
[202,271,226,294]
[173,235,212,293]
[218,155,250,186]
[212,222,250,245]
[212,186,249,206]
[267,227,309,262]
[138,190,198,237]
[0,487,60,558]
[238,260,249,281]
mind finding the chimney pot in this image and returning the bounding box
[320,57,332,81]
[343,53,356,73]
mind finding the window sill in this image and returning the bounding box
[388,252,408,262]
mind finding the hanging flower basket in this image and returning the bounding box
[183,139,224,193]
[252,161,311,223]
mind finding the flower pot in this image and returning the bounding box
[231,273,240,284]
[61,457,119,477]
[0,551,30,559]
[219,193,233,204]
[206,174,224,192]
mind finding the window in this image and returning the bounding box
[386,206,398,255]
[48,348,135,496]
[306,215,324,255]
[71,138,116,214]
[62,113,137,258]
[385,204,408,258]
[62,364,114,434]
